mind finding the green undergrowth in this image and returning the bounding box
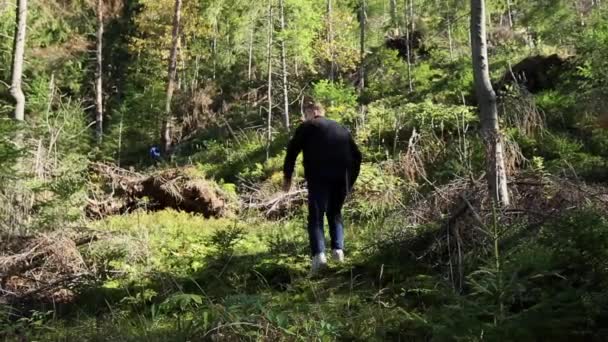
[7,209,443,341]
[4,206,608,341]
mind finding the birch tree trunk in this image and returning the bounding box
[266,0,274,161]
[95,0,104,143]
[193,55,200,89]
[446,0,454,60]
[406,28,413,92]
[389,0,398,31]
[470,0,510,206]
[409,0,415,32]
[162,0,182,152]
[506,0,513,28]
[279,0,290,132]
[11,0,28,122]
[246,26,255,117]
[212,23,217,80]
[248,27,254,81]
[404,0,413,92]
[327,0,335,81]
[357,0,367,127]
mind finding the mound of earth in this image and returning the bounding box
[495,54,574,94]
[87,163,237,219]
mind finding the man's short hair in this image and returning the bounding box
[303,101,325,117]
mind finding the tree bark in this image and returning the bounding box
[446,0,454,60]
[470,0,510,206]
[266,0,273,161]
[95,0,104,143]
[506,0,513,28]
[10,0,28,122]
[162,0,182,153]
[357,0,367,127]
[212,23,217,80]
[408,0,415,32]
[389,0,398,31]
[279,0,290,132]
[248,27,254,81]
[359,0,366,95]
[193,55,200,89]
[327,0,335,81]
[404,0,413,92]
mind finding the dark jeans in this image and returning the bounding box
[306,180,348,256]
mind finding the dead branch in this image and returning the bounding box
[0,235,97,279]
[248,189,307,218]
[0,232,97,305]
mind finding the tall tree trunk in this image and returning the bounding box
[11,0,28,122]
[506,0,513,28]
[389,0,398,31]
[405,26,413,92]
[294,56,299,77]
[95,0,104,143]
[327,0,335,81]
[446,0,454,60]
[247,26,254,113]
[279,0,289,132]
[470,0,510,206]
[248,27,254,81]
[193,55,200,89]
[409,0,415,32]
[358,0,367,127]
[212,23,217,80]
[404,0,414,92]
[359,0,366,95]
[266,0,273,161]
[179,39,185,91]
[162,0,182,153]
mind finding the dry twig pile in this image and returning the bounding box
[0,231,96,305]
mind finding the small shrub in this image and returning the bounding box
[347,163,405,221]
[207,223,246,258]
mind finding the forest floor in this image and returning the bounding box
[4,209,439,341]
[3,170,608,341]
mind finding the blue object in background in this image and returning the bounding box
[149,146,161,160]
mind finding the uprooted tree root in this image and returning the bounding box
[86,163,237,219]
[0,231,96,306]
[373,173,608,290]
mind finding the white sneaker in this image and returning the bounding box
[311,253,328,274]
[332,249,345,263]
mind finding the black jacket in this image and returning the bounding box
[283,117,362,189]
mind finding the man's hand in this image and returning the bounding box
[282,177,292,193]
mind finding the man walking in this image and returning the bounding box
[283,102,362,273]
